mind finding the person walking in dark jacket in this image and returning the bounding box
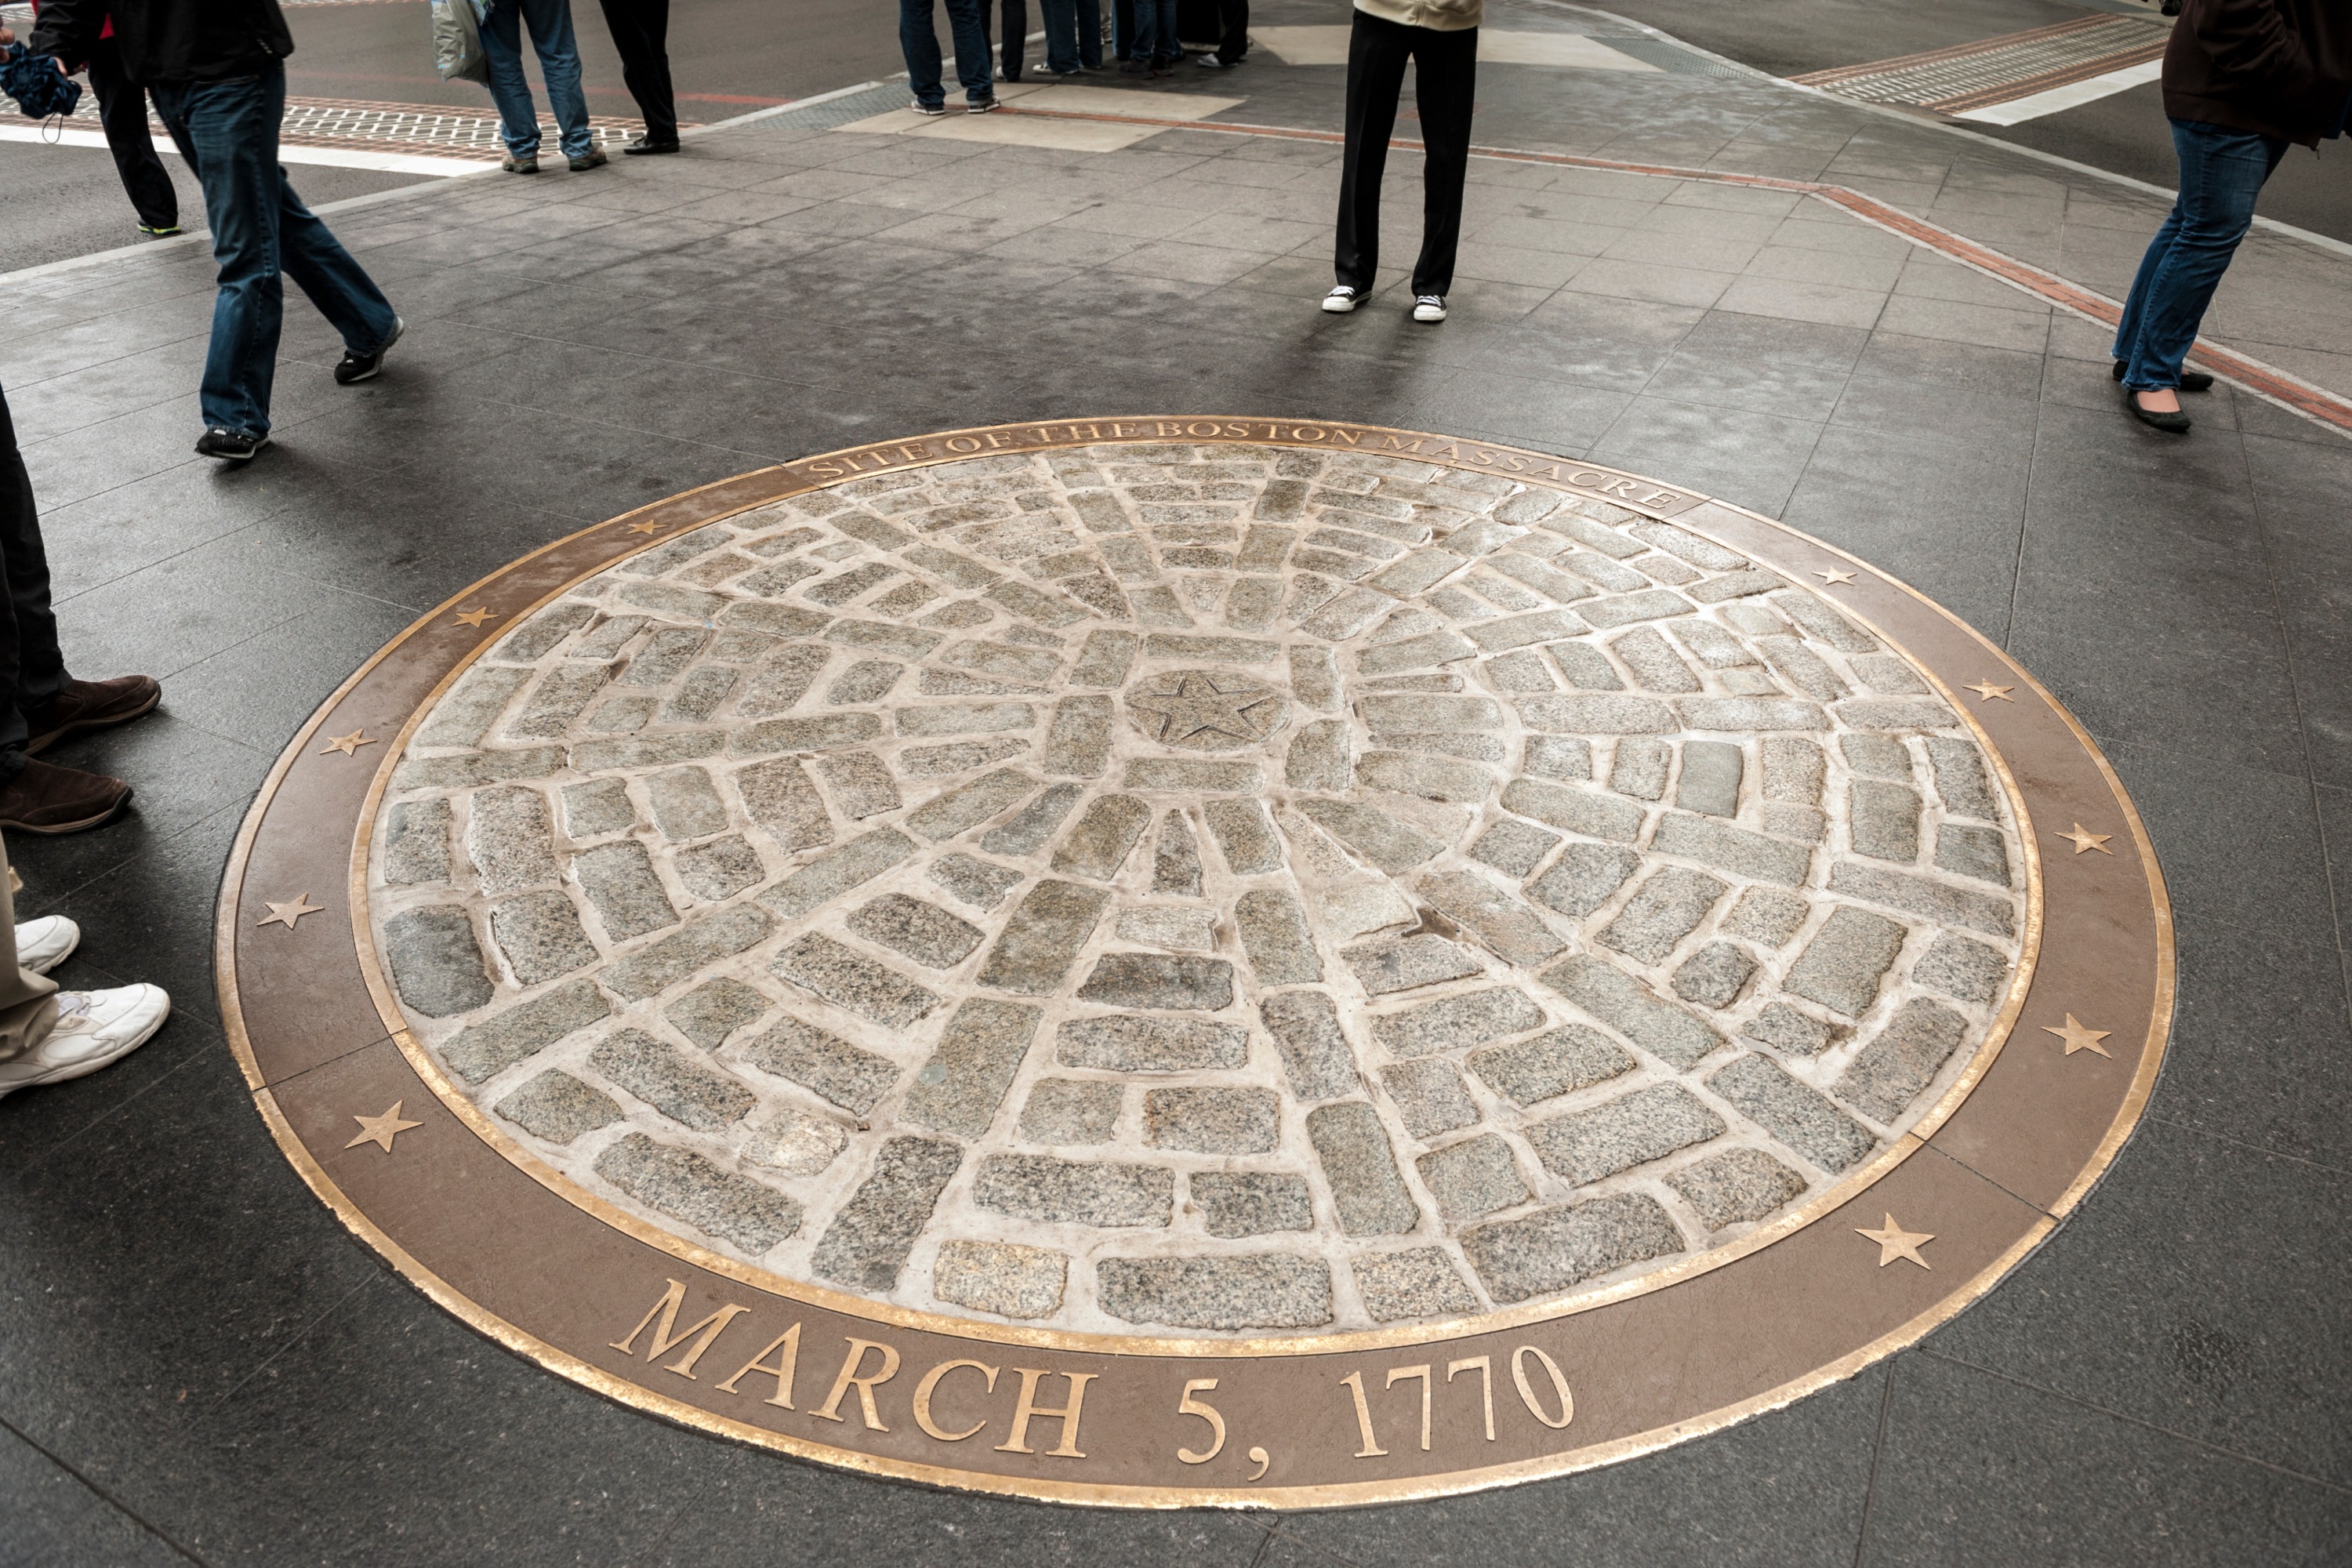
[2115,0,2351,433]
[23,0,403,464]
[27,2,179,234]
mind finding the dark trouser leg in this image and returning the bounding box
[151,74,283,437]
[900,0,948,105]
[1408,25,1475,297]
[597,0,677,140]
[1000,0,1025,77]
[1216,0,1247,63]
[1334,10,1410,292]
[87,38,176,230]
[0,385,67,791]
[943,0,994,100]
[2114,117,2285,391]
[1076,0,1102,66]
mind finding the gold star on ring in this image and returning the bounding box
[2042,1014,2113,1058]
[256,893,325,929]
[1813,568,1857,585]
[1964,681,2016,702]
[1856,1213,1934,1269]
[318,728,376,757]
[2056,822,2114,855]
[452,607,499,629]
[624,518,667,535]
[346,1101,423,1153]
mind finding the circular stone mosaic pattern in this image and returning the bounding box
[365,438,2028,1338]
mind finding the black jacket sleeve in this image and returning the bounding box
[25,0,104,69]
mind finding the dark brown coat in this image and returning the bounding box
[2163,0,2352,147]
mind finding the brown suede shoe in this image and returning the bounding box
[0,759,133,834]
[26,675,162,755]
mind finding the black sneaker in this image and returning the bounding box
[911,99,948,116]
[195,428,268,463]
[967,96,1000,113]
[622,134,681,155]
[137,223,183,237]
[335,316,404,386]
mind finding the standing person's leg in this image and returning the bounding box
[1076,0,1102,68]
[1407,25,1475,302]
[149,76,283,442]
[87,37,178,232]
[1000,0,1025,79]
[0,828,176,1098]
[1113,0,1133,60]
[1040,0,1077,74]
[1151,0,1180,66]
[1214,0,1247,64]
[597,0,677,145]
[0,385,138,833]
[901,0,949,108]
[2118,119,2286,397]
[522,0,597,162]
[478,0,547,159]
[1332,10,1410,297]
[0,843,60,1071]
[942,0,995,103]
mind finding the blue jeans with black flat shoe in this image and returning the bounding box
[2113,118,2287,392]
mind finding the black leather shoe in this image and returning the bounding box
[2124,386,2191,434]
[2113,359,2212,392]
[622,134,681,155]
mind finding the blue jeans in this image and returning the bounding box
[900,0,992,107]
[2113,118,2286,391]
[481,0,593,158]
[148,67,399,440]
[1040,0,1102,71]
[1129,0,1177,63]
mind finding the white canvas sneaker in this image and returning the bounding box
[1321,286,1362,313]
[1412,294,1447,322]
[0,985,171,1098]
[15,916,78,975]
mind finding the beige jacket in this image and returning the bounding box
[1354,0,1483,32]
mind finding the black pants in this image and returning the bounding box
[595,0,677,142]
[1212,0,1247,63]
[982,0,1028,78]
[0,386,69,789]
[89,35,177,230]
[1334,10,1475,297]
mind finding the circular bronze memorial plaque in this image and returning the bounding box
[219,420,2171,1508]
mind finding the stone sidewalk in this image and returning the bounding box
[1,9,2347,1565]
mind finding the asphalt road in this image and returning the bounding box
[0,140,415,275]
[1590,0,2352,242]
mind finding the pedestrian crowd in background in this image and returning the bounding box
[898,0,1250,114]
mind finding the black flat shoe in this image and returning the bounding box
[2113,359,2212,392]
[2124,386,2191,434]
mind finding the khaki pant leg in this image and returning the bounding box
[0,832,60,1063]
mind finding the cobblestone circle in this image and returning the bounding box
[366,440,2025,1338]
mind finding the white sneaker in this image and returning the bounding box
[1322,286,1362,314]
[0,984,171,1098]
[1412,294,1447,322]
[15,916,78,975]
